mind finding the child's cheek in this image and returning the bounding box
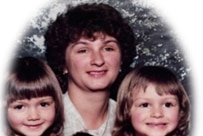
[166,110,180,127]
[130,110,145,126]
[7,113,23,127]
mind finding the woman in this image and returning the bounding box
[44,3,136,136]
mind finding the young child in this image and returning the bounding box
[4,56,64,136]
[112,66,191,136]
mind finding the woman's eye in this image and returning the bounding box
[140,103,149,108]
[104,47,114,51]
[78,49,87,53]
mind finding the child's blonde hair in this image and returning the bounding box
[4,56,64,136]
[112,66,191,136]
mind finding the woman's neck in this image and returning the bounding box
[68,86,110,129]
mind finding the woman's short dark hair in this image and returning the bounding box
[44,3,136,93]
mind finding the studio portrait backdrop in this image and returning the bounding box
[2,0,203,136]
[15,0,191,99]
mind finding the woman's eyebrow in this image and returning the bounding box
[104,40,118,44]
[69,41,88,49]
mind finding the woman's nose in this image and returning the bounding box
[90,51,105,66]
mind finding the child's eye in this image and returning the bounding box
[14,105,24,110]
[40,102,50,107]
[164,102,173,108]
[139,103,149,108]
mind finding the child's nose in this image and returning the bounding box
[27,108,40,120]
[150,106,164,118]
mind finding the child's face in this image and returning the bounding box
[130,84,180,136]
[7,96,55,136]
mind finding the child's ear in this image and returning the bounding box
[178,110,184,120]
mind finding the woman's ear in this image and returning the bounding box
[63,67,68,75]
[120,61,123,72]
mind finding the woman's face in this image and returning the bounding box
[65,33,122,92]
[130,84,180,136]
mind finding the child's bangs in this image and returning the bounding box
[154,82,180,96]
[6,80,56,104]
